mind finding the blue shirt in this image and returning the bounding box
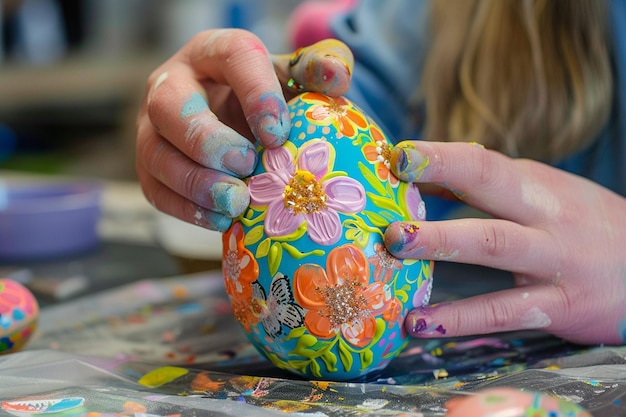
[330,0,626,219]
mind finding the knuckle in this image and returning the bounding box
[484,300,514,330]
[430,226,453,260]
[444,301,512,336]
[478,223,508,258]
[474,145,499,188]
[201,28,264,61]
[183,121,206,156]
[443,309,464,336]
[135,130,161,171]
[180,167,208,205]
[145,86,170,128]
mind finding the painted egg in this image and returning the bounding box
[445,388,593,417]
[0,279,39,354]
[222,92,433,381]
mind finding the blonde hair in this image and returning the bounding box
[420,0,612,161]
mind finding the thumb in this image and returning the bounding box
[272,39,354,97]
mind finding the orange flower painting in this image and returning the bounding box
[222,222,259,299]
[361,124,400,186]
[293,244,393,348]
[301,92,368,138]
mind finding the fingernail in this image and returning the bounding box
[384,222,422,258]
[390,142,429,182]
[221,143,258,177]
[210,182,250,218]
[192,207,232,232]
[407,309,447,337]
[203,210,232,233]
[248,92,290,148]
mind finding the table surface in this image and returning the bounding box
[1,247,624,417]
[1,175,624,416]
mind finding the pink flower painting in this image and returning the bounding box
[248,140,366,245]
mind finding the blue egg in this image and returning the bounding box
[222,92,433,381]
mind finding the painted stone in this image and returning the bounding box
[222,92,433,381]
[0,279,39,354]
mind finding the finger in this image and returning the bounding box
[408,287,561,337]
[404,285,622,345]
[137,165,233,233]
[384,219,559,277]
[142,69,259,179]
[272,38,354,97]
[185,29,290,148]
[389,141,553,225]
[413,182,460,201]
[136,122,250,217]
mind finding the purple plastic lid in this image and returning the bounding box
[0,181,103,261]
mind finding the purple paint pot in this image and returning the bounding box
[0,181,102,261]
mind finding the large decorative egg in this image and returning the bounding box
[222,92,433,381]
[0,279,39,354]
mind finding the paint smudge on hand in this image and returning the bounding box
[149,71,168,102]
[389,142,429,183]
[273,38,354,97]
[209,181,250,218]
[194,208,233,232]
[384,222,424,259]
[247,92,290,148]
[181,92,210,119]
[520,306,552,329]
[406,306,448,337]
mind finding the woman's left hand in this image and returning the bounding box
[384,140,626,345]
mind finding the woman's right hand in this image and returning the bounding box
[135,29,353,231]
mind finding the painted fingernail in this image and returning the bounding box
[384,222,423,258]
[287,39,353,96]
[247,92,290,148]
[200,133,257,177]
[203,210,232,232]
[191,206,232,232]
[221,143,258,177]
[390,142,429,182]
[210,182,250,218]
[406,309,447,337]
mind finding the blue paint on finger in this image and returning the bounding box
[247,92,290,148]
[181,92,209,119]
[210,182,250,218]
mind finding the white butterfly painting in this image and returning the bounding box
[253,273,305,338]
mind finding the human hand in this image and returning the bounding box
[136,29,353,231]
[384,141,626,345]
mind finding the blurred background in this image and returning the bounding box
[0,0,305,296]
[0,0,302,179]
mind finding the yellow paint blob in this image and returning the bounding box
[138,366,189,388]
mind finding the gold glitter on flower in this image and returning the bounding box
[293,244,393,348]
[248,140,366,246]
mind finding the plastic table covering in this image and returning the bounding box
[1,268,625,417]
